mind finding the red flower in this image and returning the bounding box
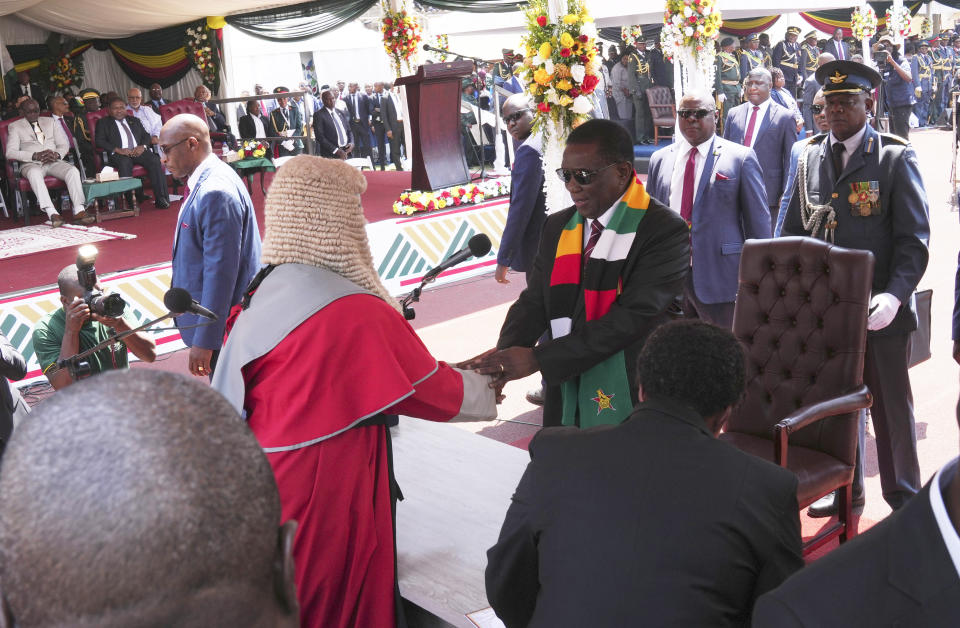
[454,198,461,206]
[688,16,696,24]
[569,87,580,97]
[560,47,572,57]
[536,15,547,27]
[441,190,452,198]
[384,17,393,26]
[581,74,600,93]
[579,34,589,43]
[579,55,589,63]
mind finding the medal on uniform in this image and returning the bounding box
[848,181,880,216]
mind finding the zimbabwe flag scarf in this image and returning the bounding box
[549,174,650,428]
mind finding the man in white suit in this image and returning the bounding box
[4,98,91,227]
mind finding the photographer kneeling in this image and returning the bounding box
[32,263,156,390]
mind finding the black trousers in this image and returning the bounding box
[350,121,371,158]
[388,126,404,171]
[887,104,912,140]
[108,150,168,202]
[373,122,387,169]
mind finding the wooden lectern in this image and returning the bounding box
[396,61,473,191]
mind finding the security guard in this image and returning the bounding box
[70,88,99,176]
[715,37,741,129]
[911,40,933,127]
[773,26,803,97]
[936,32,954,124]
[739,34,765,88]
[781,60,929,518]
[628,40,654,144]
[800,30,821,83]
[929,34,945,124]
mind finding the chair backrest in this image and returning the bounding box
[85,109,111,169]
[159,99,204,125]
[645,86,676,125]
[727,237,875,458]
[0,116,21,181]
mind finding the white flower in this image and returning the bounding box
[531,54,544,66]
[683,6,692,17]
[570,63,586,83]
[684,26,694,37]
[545,59,555,75]
[581,21,597,38]
[546,88,559,104]
[571,95,593,114]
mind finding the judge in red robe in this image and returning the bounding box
[213,155,498,628]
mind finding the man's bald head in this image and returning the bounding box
[0,370,297,627]
[158,114,212,180]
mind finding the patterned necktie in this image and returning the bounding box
[680,147,698,224]
[832,142,845,182]
[32,121,45,144]
[583,220,604,264]
[743,105,760,147]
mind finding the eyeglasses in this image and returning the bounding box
[555,162,621,185]
[677,108,715,120]
[503,109,531,125]
[810,104,825,114]
[158,137,190,153]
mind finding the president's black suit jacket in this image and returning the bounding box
[93,114,152,154]
[496,197,690,426]
[753,479,960,627]
[238,113,269,140]
[312,107,353,158]
[486,398,804,628]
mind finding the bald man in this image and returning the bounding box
[159,114,262,378]
[0,370,299,627]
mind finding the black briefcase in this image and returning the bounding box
[907,289,932,368]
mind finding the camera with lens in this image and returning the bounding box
[76,245,127,318]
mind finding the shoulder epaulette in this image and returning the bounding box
[807,133,828,145]
[878,132,908,146]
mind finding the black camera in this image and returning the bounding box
[76,245,127,318]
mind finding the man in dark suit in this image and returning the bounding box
[195,85,237,151]
[824,27,850,62]
[95,96,169,208]
[238,100,269,140]
[344,82,371,159]
[369,82,388,169]
[723,67,797,226]
[647,90,770,328]
[147,83,167,114]
[486,320,804,628]
[0,332,28,458]
[312,88,353,160]
[9,71,43,106]
[781,61,929,516]
[753,408,960,626]
[460,119,690,428]
[383,82,405,170]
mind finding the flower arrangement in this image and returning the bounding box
[430,34,449,62]
[237,140,269,160]
[850,6,878,41]
[185,24,217,90]
[381,1,422,77]
[660,0,722,76]
[621,25,643,47]
[46,53,83,91]
[885,5,912,38]
[392,178,510,215]
[917,16,932,39]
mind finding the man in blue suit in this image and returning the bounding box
[647,90,770,328]
[723,67,797,227]
[159,114,262,378]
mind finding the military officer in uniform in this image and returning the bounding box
[758,33,774,68]
[773,26,803,98]
[715,37,741,131]
[781,60,929,518]
[800,31,821,84]
[911,40,933,127]
[628,40,654,144]
[935,33,954,125]
[740,33,765,88]
[929,35,945,125]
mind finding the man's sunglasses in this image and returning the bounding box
[677,108,715,120]
[503,109,531,124]
[810,104,825,114]
[555,162,621,185]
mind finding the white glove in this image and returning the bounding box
[867,293,901,331]
[718,93,726,103]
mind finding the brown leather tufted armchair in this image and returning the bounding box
[645,86,676,144]
[720,237,874,554]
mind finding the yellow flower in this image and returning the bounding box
[533,68,554,85]
[556,78,573,90]
[539,41,552,58]
[562,14,579,25]
[559,32,575,47]
[559,94,573,106]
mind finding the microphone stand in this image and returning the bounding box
[433,46,489,182]
[55,311,176,380]
[399,267,444,321]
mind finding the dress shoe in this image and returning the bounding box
[136,193,152,203]
[525,386,545,406]
[806,490,865,518]
[73,210,96,225]
[49,213,64,228]
[155,199,170,209]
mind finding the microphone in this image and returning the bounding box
[163,288,219,320]
[422,233,492,282]
[423,43,441,52]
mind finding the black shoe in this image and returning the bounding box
[155,199,170,209]
[807,490,865,518]
[136,193,152,203]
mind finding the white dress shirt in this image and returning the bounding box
[743,98,772,147]
[325,107,347,146]
[668,135,714,214]
[929,457,960,579]
[583,191,624,249]
[828,124,867,171]
[114,118,138,150]
[128,104,162,138]
[253,115,265,138]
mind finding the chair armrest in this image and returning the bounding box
[773,385,872,467]
[10,159,21,177]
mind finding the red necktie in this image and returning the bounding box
[743,105,760,147]
[583,220,604,264]
[680,147,697,225]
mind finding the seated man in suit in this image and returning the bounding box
[4,98,93,227]
[0,369,299,628]
[147,83,167,113]
[238,99,269,140]
[312,87,353,160]
[647,89,770,328]
[487,320,804,627]
[461,119,690,428]
[723,67,797,226]
[95,95,170,208]
[194,85,237,150]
